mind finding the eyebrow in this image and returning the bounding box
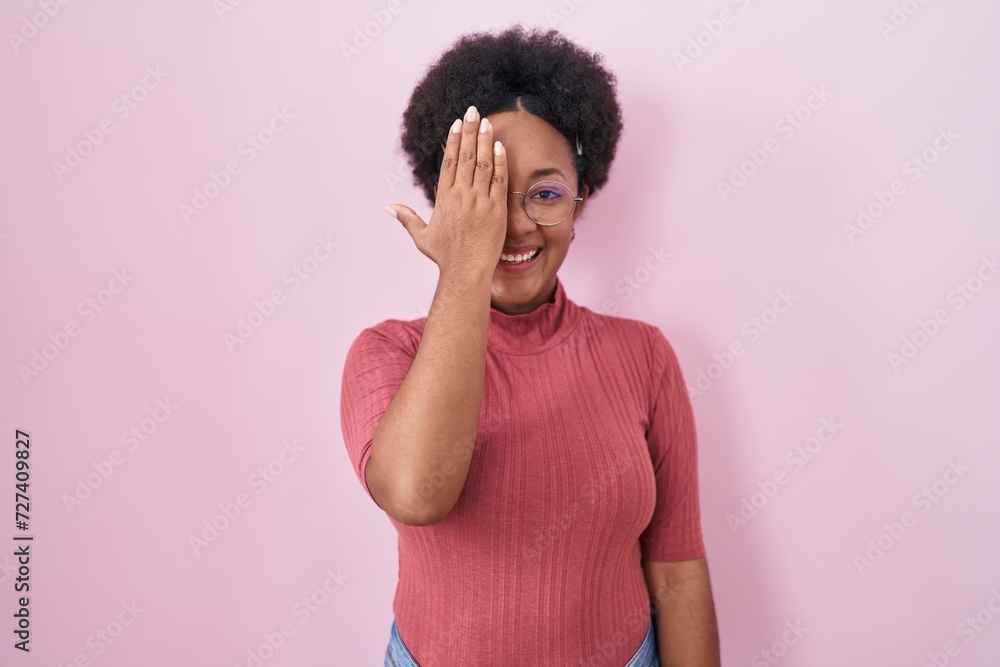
[528,167,567,180]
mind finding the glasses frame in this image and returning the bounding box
[508,180,583,226]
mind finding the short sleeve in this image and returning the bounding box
[339,323,417,509]
[639,327,707,562]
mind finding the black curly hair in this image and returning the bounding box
[400,25,623,208]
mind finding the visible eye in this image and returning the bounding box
[530,187,564,202]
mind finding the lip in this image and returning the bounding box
[501,245,541,255]
[497,247,542,272]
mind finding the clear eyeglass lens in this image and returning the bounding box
[524,181,574,225]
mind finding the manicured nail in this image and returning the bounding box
[479,118,489,134]
[383,206,398,219]
[450,118,462,133]
[465,105,477,122]
[494,141,502,156]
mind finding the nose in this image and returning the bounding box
[506,193,537,235]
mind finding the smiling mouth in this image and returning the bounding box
[499,248,541,264]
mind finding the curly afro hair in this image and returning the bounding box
[400,25,623,207]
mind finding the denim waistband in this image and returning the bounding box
[384,602,658,666]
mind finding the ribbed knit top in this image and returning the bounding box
[340,276,705,666]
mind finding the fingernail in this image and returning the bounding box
[450,118,462,133]
[494,141,502,156]
[465,105,477,122]
[479,118,489,134]
[384,206,398,219]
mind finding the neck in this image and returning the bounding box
[491,280,557,315]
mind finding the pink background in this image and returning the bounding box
[2,1,999,665]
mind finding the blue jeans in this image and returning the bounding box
[384,602,659,666]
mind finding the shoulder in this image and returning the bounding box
[573,306,688,397]
[577,305,671,362]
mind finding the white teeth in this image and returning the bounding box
[500,248,539,263]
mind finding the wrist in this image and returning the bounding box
[438,265,494,295]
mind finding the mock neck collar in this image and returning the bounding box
[486,276,582,355]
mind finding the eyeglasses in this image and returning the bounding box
[508,180,583,226]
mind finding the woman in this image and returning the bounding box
[340,25,721,666]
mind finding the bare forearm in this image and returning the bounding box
[644,558,721,667]
[366,268,493,524]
